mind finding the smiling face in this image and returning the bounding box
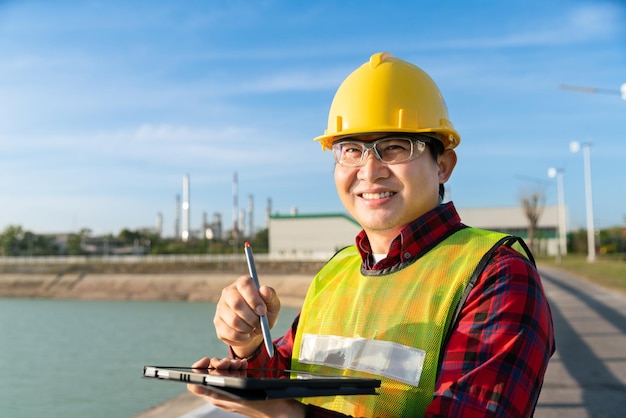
[333,134,457,253]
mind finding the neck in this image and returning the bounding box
[365,228,401,254]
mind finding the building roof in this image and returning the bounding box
[270,212,360,226]
[457,205,559,230]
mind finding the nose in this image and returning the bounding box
[357,148,389,181]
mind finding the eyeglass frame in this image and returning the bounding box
[331,134,437,167]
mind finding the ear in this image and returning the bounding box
[437,149,457,183]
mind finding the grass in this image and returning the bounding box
[537,254,626,295]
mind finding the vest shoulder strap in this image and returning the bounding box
[440,235,534,358]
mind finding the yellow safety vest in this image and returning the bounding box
[292,228,528,417]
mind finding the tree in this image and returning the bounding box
[0,225,25,256]
[67,228,92,255]
[520,188,545,254]
[0,225,59,256]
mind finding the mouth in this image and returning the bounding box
[360,191,395,200]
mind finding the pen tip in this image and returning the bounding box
[244,241,251,247]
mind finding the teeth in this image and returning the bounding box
[361,192,394,200]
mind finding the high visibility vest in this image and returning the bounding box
[292,228,527,417]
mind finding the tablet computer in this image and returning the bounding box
[143,366,381,401]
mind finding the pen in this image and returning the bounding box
[244,241,274,358]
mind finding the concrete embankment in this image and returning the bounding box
[0,260,323,307]
[0,272,313,307]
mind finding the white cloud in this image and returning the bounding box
[238,69,345,93]
[568,3,623,36]
[428,2,623,50]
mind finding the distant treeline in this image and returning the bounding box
[1,223,625,257]
[0,225,268,257]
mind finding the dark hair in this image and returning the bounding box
[422,136,446,202]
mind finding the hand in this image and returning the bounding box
[187,357,305,418]
[214,275,281,358]
[191,356,249,375]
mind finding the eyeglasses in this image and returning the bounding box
[331,135,429,167]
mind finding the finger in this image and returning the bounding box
[213,304,263,347]
[186,384,235,403]
[259,285,281,327]
[220,277,263,328]
[191,356,211,369]
[233,358,248,370]
[187,383,207,396]
[215,296,256,334]
[235,275,269,316]
[208,357,247,369]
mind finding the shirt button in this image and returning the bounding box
[404,252,411,259]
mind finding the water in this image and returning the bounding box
[0,298,299,418]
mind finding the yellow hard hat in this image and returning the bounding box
[314,52,460,150]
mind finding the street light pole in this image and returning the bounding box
[548,168,566,263]
[570,141,596,262]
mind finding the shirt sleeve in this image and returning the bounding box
[233,312,300,370]
[426,246,555,418]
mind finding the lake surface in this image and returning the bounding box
[0,298,299,418]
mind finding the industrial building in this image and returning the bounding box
[457,205,566,257]
[269,213,362,259]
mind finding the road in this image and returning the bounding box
[535,266,626,418]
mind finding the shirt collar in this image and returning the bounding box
[355,201,463,270]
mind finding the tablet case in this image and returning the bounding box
[143,366,381,400]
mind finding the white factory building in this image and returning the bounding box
[268,205,566,260]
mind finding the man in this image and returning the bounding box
[189,52,555,417]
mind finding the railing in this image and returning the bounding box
[0,252,334,265]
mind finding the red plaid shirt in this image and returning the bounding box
[241,202,555,417]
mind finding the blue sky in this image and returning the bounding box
[1,0,624,237]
